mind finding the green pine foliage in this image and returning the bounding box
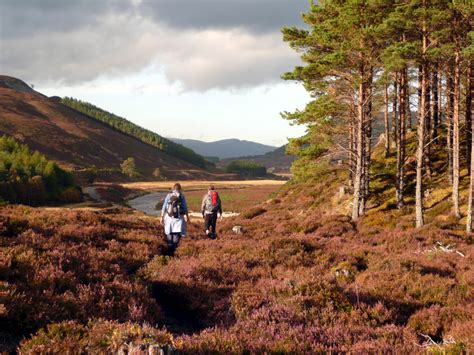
[0,135,80,205]
[61,97,207,168]
[226,160,267,177]
[282,0,473,220]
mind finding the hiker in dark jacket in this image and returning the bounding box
[201,185,222,239]
[161,183,190,256]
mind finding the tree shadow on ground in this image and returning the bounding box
[151,281,235,335]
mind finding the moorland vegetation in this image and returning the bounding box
[2,146,472,352]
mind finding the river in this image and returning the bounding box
[127,192,167,216]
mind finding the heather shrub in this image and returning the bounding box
[2,164,474,353]
[242,206,267,219]
[266,237,317,268]
[446,319,474,353]
[314,215,354,238]
[231,281,270,320]
[177,306,418,353]
[19,320,174,354]
[0,206,165,336]
[60,186,83,203]
[303,219,321,234]
[0,216,28,237]
[408,305,470,339]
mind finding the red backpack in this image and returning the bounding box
[205,191,220,213]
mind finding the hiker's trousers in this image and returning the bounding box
[166,233,181,256]
[204,212,218,237]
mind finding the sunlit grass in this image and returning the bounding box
[183,185,280,213]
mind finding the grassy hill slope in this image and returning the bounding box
[0,76,212,182]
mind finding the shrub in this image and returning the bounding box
[120,157,140,178]
[0,207,165,336]
[60,186,83,203]
[243,207,267,219]
[19,320,174,354]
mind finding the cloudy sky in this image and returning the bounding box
[0,0,310,146]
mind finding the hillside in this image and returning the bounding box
[61,97,207,168]
[0,76,213,182]
[170,138,277,159]
[2,138,473,352]
[218,145,296,173]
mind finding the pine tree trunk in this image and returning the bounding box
[467,61,474,232]
[452,49,461,218]
[407,77,412,130]
[447,64,454,185]
[417,65,422,126]
[438,69,443,125]
[467,138,474,232]
[415,15,428,228]
[349,104,355,186]
[384,81,390,157]
[432,70,439,140]
[393,75,399,151]
[363,70,373,209]
[396,70,406,208]
[425,70,432,179]
[467,62,472,172]
[352,69,366,222]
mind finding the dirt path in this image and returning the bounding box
[82,186,103,202]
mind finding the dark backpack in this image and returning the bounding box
[167,192,183,218]
[205,191,220,213]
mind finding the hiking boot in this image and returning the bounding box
[210,233,217,240]
[205,229,210,236]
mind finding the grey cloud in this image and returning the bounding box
[138,0,308,33]
[157,29,300,90]
[0,16,159,85]
[0,0,134,38]
[0,0,309,90]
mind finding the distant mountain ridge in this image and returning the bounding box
[0,76,214,181]
[170,138,277,159]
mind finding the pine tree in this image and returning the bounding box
[282,0,473,227]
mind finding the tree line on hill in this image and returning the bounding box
[0,136,81,205]
[61,97,208,169]
[225,160,268,177]
[283,0,473,230]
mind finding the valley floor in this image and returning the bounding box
[1,171,473,353]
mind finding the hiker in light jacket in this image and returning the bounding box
[161,183,190,256]
[201,185,222,239]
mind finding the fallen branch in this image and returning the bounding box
[415,241,465,257]
[418,334,457,350]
